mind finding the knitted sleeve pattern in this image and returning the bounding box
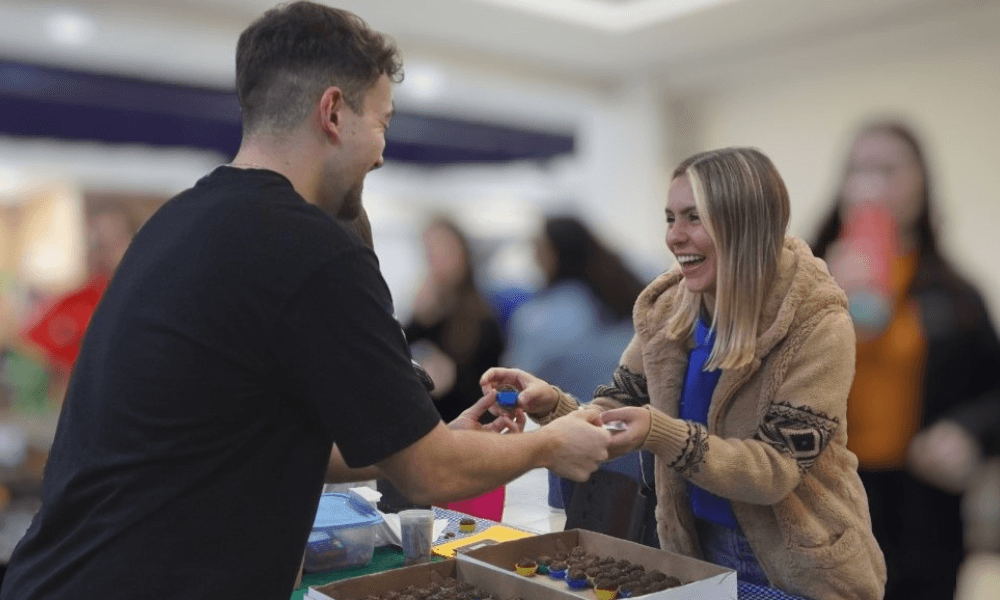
[528,386,580,425]
[643,408,710,477]
[754,401,840,473]
[591,335,648,413]
[593,365,650,406]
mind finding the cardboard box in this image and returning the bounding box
[305,530,736,600]
[304,559,574,600]
[457,529,737,600]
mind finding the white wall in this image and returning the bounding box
[688,38,1000,320]
[6,4,997,324]
[363,59,674,321]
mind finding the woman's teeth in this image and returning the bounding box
[677,255,705,266]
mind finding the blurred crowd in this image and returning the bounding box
[2,117,999,599]
[0,200,139,569]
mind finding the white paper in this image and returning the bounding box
[348,486,381,509]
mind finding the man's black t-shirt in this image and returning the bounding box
[0,167,442,600]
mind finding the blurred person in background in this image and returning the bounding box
[403,217,508,520]
[13,202,138,404]
[405,217,505,423]
[504,215,643,406]
[908,382,1000,600]
[341,207,437,397]
[0,4,612,599]
[0,203,139,585]
[502,216,650,527]
[812,120,1000,600]
[485,147,886,599]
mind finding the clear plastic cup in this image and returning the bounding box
[398,509,434,566]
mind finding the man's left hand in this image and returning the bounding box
[448,390,525,433]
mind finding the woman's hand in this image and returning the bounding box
[826,239,873,292]
[409,340,456,398]
[479,367,560,415]
[448,390,526,433]
[598,406,651,459]
[908,420,981,494]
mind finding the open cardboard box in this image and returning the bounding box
[457,529,737,600]
[306,529,735,600]
[304,558,578,600]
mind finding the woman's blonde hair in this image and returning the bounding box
[665,147,790,370]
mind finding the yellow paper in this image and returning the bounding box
[431,525,534,558]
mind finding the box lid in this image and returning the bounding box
[456,529,737,600]
[312,493,383,530]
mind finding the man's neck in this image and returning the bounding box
[230,145,292,178]
[230,136,324,205]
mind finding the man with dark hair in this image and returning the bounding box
[0,3,610,599]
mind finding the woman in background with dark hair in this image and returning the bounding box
[403,217,509,520]
[505,215,645,400]
[504,215,649,524]
[405,217,505,424]
[813,120,1000,600]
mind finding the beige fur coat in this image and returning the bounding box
[545,237,886,599]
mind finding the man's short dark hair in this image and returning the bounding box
[236,1,403,135]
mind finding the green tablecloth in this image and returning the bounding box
[291,547,441,600]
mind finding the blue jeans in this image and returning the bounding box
[695,517,770,587]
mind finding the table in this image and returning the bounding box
[291,508,810,600]
[291,507,483,600]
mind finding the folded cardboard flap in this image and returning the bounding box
[307,559,578,600]
[457,529,737,600]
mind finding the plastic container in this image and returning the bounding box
[304,493,383,573]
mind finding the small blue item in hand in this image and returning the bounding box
[496,389,519,410]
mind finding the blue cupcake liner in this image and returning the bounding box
[566,577,589,589]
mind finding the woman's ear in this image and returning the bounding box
[318,86,344,141]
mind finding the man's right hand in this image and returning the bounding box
[540,409,611,482]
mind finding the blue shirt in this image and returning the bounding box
[679,317,739,529]
[504,281,633,403]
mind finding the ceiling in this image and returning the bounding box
[0,0,995,92]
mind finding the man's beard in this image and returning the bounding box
[318,178,363,220]
[337,182,363,220]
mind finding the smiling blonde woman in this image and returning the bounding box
[483,147,887,599]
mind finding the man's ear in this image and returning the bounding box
[318,86,345,141]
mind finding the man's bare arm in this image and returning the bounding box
[325,389,524,484]
[375,410,610,506]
